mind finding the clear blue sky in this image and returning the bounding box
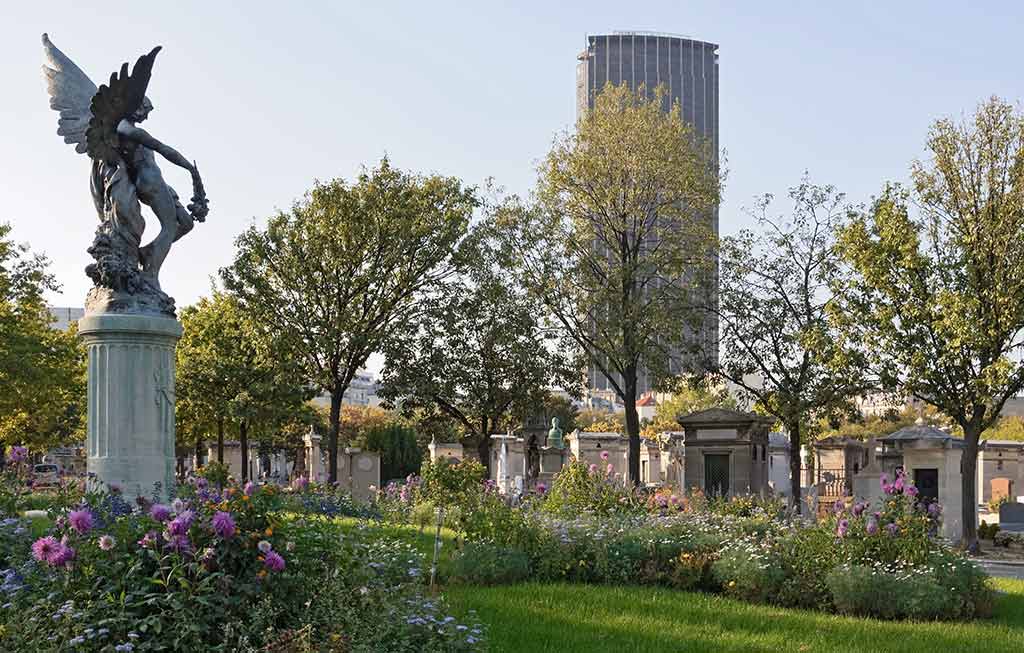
[3,2,1022,351]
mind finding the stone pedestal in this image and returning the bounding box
[304,428,323,483]
[539,447,566,475]
[79,313,182,501]
[852,438,884,504]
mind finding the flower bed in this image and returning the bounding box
[0,471,484,652]
[385,460,995,621]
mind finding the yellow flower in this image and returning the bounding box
[242,495,250,502]
[728,581,736,588]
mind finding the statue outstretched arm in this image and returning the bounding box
[117,120,197,175]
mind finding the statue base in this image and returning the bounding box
[79,312,182,501]
[85,284,176,317]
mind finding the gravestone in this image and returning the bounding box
[1000,502,1024,533]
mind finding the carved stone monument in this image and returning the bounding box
[42,34,209,500]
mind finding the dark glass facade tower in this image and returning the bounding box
[576,32,720,396]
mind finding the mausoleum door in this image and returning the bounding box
[913,468,939,505]
[704,453,730,498]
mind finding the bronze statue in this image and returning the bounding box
[41,33,208,316]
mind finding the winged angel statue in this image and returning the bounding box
[41,33,208,316]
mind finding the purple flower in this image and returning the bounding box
[211,511,236,539]
[852,502,866,517]
[167,510,195,536]
[194,477,208,490]
[588,463,598,474]
[886,522,899,537]
[257,540,272,554]
[51,539,76,567]
[68,509,94,535]
[606,464,614,475]
[171,498,186,513]
[244,481,256,496]
[7,446,27,464]
[163,533,191,553]
[98,535,116,551]
[893,476,905,493]
[928,502,942,517]
[138,531,158,548]
[31,536,59,563]
[906,485,919,498]
[263,550,286,572]
[150,504,172,522]
[108,482,122,494]
[833,500,846,515]
[535,483,547,495]
[292,477,309,491]
[600,451,610,461]
[836,518,849,538]
[865,518,879,535]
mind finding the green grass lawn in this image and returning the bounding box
[334,518,1024,651]
[444,580,1024,652]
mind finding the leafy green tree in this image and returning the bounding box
[222,159,476,483]
[361,424,422,482]
[532,393,580,435]
[176,291,309,480]
[381,216,580,471]
[984,416,1024,442]
[816,405,951,442]
[503,84,721,483]
[642,376,737,437]
[706,181,871,510]
[836,97,1024,550]
[0,224,85,454]
[576,409,625,433]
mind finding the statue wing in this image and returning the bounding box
[41,33,97,154]
[85,46,162,164]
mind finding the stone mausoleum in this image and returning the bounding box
[678,408,772,497]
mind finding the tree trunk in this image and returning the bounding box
[328,390,343,485]
[240,420,249,483]
[787,420,803,515]
[193,434,202,470]
[293,442,306,482]
[623,373,641,486]
[216,417,225,464]
[477,417,491,474]
[961,423,981,553]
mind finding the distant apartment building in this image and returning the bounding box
[577,32,721,395]
[312,370,381,409]
[49,306,84,331]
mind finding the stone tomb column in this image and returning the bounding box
[79,313,182,501]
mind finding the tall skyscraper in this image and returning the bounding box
[576,32,720,396]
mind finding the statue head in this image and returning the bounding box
[550,417,560,429]
[131,97,154,122]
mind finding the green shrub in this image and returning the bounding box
[711,541,786,604]
[450,542,531,585]
[826,554,993,620]
[362,424,422,482]
[541,459,644,517]
[458,489,536,549]
[979,520,1000,539]
[420,459,486,508]
[195,460,230,487]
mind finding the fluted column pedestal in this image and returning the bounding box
[79,313,182,501]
